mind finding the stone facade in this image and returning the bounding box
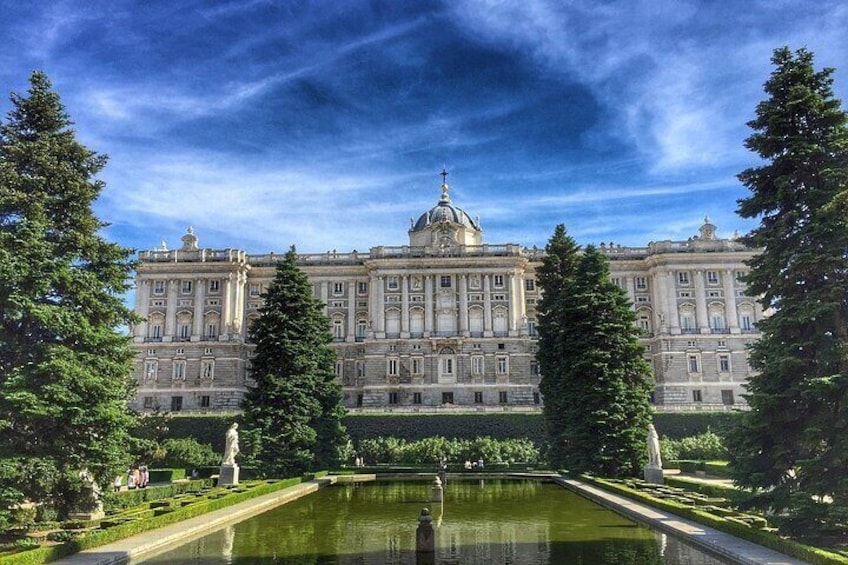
[129,177,761,413]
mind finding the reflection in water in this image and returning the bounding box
[138,480,732,564]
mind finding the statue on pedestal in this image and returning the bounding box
[644,423,664,484]
[222,423,240,466]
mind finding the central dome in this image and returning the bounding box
[408,171,483,247]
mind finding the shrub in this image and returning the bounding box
[156,438,219,469]
[355,437,540,465]
[663,430,728,461]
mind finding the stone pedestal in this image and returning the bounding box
[644,465,664,484]
[431,476,443,503]
[219,463,240,486]
[416,507,435,559]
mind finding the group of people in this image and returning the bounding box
[463,458,485,470]
[114,465,149,492]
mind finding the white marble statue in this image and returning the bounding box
[222,423,240,466]
[647,423,662,468]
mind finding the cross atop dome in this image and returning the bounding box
[440,167,450,202]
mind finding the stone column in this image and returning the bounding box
[483,274,492,336]
[347,281,356,342]
[222,274,233,339]
[320,281,329,316]
[665,272,681,334]
[164,279,177,341]
[401,275,410,338]
[694,270,709,333]
[376,276,385,336]
[424,275,434,336]
[133,280,150,341]
[724,269,739,334]
[233,272,245,337]
[459,274,469,336]
[192,278,206,340]
[626,276,637,305]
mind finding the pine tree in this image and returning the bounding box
[0,72,138,516]
[536,224,581,467]
[730,47,848,537]
[537,227,653,476]
[241,247,347,476]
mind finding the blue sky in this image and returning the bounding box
[2,1,847,254]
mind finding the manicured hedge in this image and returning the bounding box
[157,411,744,449]
[0,477,312,565]
[581,476,848,565]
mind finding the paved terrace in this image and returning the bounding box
[54,474,810,565]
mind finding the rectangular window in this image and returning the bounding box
[173,361,186,380]
[497,356,508,374]
[201,360,214,379]
[387,276,399,291]
[357,320,368,338]
[358,281,368,295]
[249,284,261,297]
[442,358,454,375]
[181,280,192,294]
[533,392,541,405]
[143,396,155,409]
[178,324,190,341]
[721,389,735,405]
[442,392,454,404]
[493,275,504,287]
[493,294,507,301]
[388,392,399,405]
[144,360,158,380]
[678,291,692,298]
[735,271,746,283]
[153,280,165,295]
[411,357,422,375]
[333,282,344,295]
[635,277,648,290]
[687,355,700,373]
[170,396,183,411]
[413,392,422,405]
[719,354,730,373]
[387,358,398,376]
[678,271,690,285]
[707,271,719,285]
[692,389,703,402]
[610,277,621,287]
[334,361,343,377]
[200,395,210,408]
[499,391,508,404]
[474,391,483,404]
[471,356,484,375]
[206,322,218,339]
[356,361,365,377]
[525,279,535,291]
[440,275,452,288]
[208,280,220,293]
[530,360,539,375]
[741,315,753,331]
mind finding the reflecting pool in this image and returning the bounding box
[138,479,731,564]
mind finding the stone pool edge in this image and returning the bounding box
[53,473,810,565]
[557,477,811,565]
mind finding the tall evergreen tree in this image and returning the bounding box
[536,224,581,467]
[538,227,653,476]
[730,47,848,537]
[242,247,347,476]
[0,72,138,516]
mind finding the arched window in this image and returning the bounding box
[385,309,400,337]
[493,306,508,335]
[438,347,456,384]
[332,315,345,340]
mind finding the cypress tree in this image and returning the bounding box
[730,47,848,537]
[0,72,138,517]
[536,224,581,467]
[242,247,347,476]
[560,247,652,476]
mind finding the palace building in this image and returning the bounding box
[129,175,762,413]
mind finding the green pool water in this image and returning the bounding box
[138,479,731,564]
